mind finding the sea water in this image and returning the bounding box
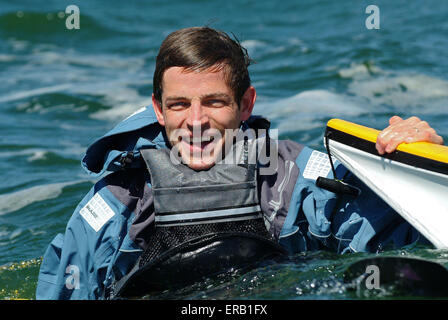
[1,0,448,299]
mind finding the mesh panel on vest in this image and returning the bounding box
[139,218,271,268]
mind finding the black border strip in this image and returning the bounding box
[326,126,448,176]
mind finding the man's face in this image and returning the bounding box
[152,65,255,171]
[153,67,256,170]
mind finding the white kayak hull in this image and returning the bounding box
[328,139,448,248]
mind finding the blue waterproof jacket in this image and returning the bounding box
[35,106,428,299]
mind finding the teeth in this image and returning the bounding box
[189,136,214,143]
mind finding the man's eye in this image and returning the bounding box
[168,102,189,110]
[205,100,227,107]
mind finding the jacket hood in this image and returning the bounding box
[81,106,167,177]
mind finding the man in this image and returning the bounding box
[36,27,444,299]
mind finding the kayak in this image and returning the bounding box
[324,119,448,249]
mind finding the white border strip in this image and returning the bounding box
[155,205,262,222]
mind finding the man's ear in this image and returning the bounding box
[152,93,165,126]
[240,86,256,122]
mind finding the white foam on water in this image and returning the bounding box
[57,141,88,157]
[338,61,383,79]
[28,228,46,236]
[90,101,151,122]
[279,90,365,115]
[26,150,48,162]
[348,73,448,112]
[8,229,22,241]
[0,141,87,162]
[3,47,151,122]
[8,38,29,52]
[287,37,303,46]
[273,37,308,54]
[256,89,368,132]
[0,84,71,104]
[0,230,10,238]
[258,89,365,117]
[0,180,93,216]
[89,84,152,122]
[241,39,266,53]
[0,54,17,62]
[33,50,145,71]
[0,148,46,159]
[334,62,448,112]
[121,105,148,122]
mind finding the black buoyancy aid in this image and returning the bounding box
[108,133,287,299]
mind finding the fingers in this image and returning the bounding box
[376,116,414,154]
[433,134,444,145]
[388,115,403,125]
[375,116,443,155]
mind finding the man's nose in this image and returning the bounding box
[186,100,209,130]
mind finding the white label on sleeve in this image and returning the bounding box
[302,150,332,181]
[79,193,115,232]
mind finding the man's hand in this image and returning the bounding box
[375,116,444,155]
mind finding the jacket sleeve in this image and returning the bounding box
[36,180,134,299]
[278,146,341,252]
[278,146,428,254]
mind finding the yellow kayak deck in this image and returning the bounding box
[326,119,448,174]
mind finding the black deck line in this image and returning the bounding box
[326,126,448,176]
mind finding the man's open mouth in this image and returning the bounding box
[188,136,215,148]
[176,135,218,156]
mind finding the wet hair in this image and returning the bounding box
[153,27,252,107]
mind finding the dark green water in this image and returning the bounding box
[1,0,448,299]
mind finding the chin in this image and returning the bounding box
[181,152,217,171]
[186,160,216,171]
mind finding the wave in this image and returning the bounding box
[347,72,448,113]
[274,90,365,116]
[29,50,146,70]
[24,150,81,166]
[338,61,382,80]
[5,84,151,122]
[10,92,107,117]
[0,180,94,216]
[90,99,152,122]
[263,68,448,137]
[0,142,86,160]
[2,46,151,122]
[0,54,17,62]
[0,148,49,159]
[256,89,368,132]
[0,84,71,104]
[0,11,132,44]
[240,39,266,56]
[334,62,448,111]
